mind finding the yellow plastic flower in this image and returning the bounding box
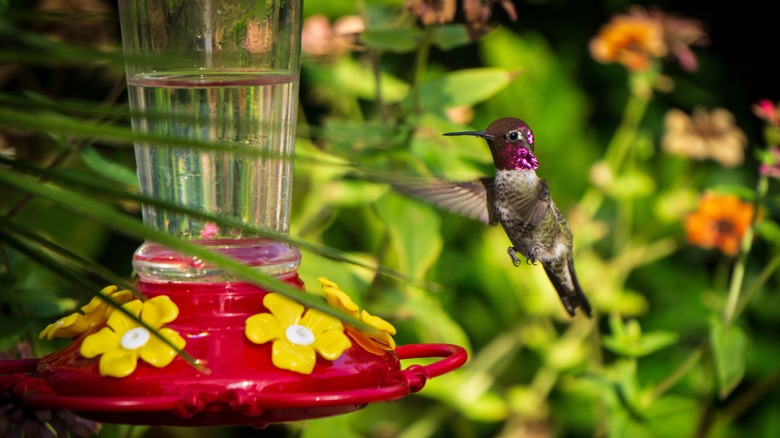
[245,293,352,375]
[318,277,396,356]
[39,285,134,341]
[80,296,186,378]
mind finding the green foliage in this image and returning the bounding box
[709,318,749,399]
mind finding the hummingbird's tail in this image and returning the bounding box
[542,259,592,318]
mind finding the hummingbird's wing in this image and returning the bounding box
[387,177,498,225]
[499,177,553,232]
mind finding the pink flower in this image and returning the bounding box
[753,99,780,126]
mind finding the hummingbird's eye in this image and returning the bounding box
[507,131,520,141]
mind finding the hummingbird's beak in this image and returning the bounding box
[443,130,492,139]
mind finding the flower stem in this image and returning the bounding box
[652,345,703,398]
[722,175,768,325]
[578,87,650,219]
[733,252,780,319]
[410,26,435,117]
[605,89,650,171]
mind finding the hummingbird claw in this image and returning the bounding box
[507,247,522,267]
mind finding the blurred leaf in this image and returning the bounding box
[507,385,547,420]
[0,20,126,65]
[374,194,471,346]
[303,58,409,103]
[0,105,258,153]
[545,336,587,370]
[300,415,362,438]
[4,156,428,291]
[610,394,698,438]
[420,369,508,421]
[0,215,139,295]
[409,113,493,177]
[97,424,150,438]
[653,189,698,223]
[418,68,514,113]
[320,118,408,156]
[709,318,749,399]
[361,28,422,52]
[297,251,375,307]
[0,169,368,329]
[0,316,28,349]
[432,24,472,50]
[606,170,656,200]
[708,184,756,201]
[755,219,780,247]
[12,288,78,318]
[406,293,472,346]
[374,192,443,279]
[644,395,698,438]
[323,179,389,207]
[80,146,138,187]
[603,315,678,357]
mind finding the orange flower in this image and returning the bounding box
[685,194,755,256]
[589,8,667,72]
[590,7,707,73]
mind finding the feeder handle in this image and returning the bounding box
[395,343,468,392]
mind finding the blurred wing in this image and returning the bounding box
[389,177,497,225]
[506,178,552,230]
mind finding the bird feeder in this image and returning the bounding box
[0,0,466,429]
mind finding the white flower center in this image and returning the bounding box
[121,327,151,350]
[285,324,315,346]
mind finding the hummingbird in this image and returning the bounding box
[391,117,591,318]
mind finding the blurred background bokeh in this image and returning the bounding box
[2,0,779,437]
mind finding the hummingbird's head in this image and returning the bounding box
[444,117,538,171]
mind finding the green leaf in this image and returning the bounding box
[360,28,422,52]
[418,68,514,113]
[432,24,472,50]
[756,219,780,247]
[645,395,698,438]
[609,394,699,438]
[14,288,78,317]
[602,315,678,357]
[0,215,140,295]
[80,146,138,187]
[709,318,749,399]
[0,316,29,348]
[303,58,409,104]
[320,118,407,155]
[322,179,389,207]
[299,415,362,438]
[374,192,443,280]
[409,113,493,176]
[708,184,756,202]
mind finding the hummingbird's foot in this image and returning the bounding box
[507,247,522,267]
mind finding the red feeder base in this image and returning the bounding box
[0,277,467,428]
